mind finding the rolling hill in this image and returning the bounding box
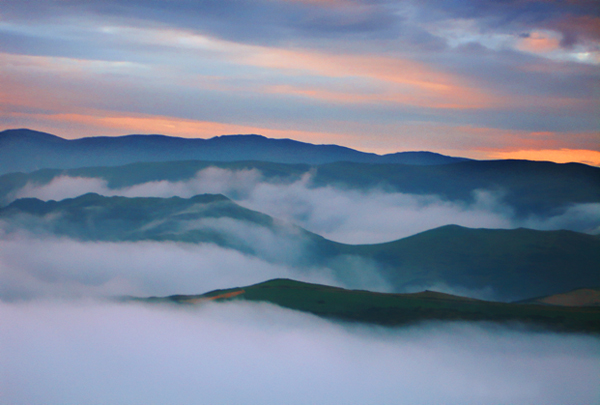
[2,193,598,301]
[341,225,600,301]
[135,278,600,333]
[0,193,321,261]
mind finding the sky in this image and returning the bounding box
[0,0,599,164]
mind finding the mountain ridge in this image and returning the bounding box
[2,193,598,301]
[1,156,598,219]
[0,128,470,174]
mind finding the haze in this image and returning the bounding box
[12,169,600,243]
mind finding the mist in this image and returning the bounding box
[4,170,599,404]
[12,169,600,243]
[2,299,598,405]
[0,232,394,301]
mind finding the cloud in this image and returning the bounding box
[11,169,600,243]
[1,299,599,404]
[522,203,600,234]
[0,233,347,301]
[5,170,596,301]
[240,182,519,243]
[12,175,111,202]
[1,15,598,161]
[0,0,398,43]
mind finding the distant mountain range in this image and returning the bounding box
[2,128,599,304]
[133,278,600,333]
[2,156,599,218]
[0,128,469,174]
[3,193,598,302]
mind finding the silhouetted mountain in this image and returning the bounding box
[135,278,600,333]
[0,128,469,174]
[2,194,599,301]
[0,193,319,261]
[1,157,598,219]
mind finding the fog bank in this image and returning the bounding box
[12,170,600,243]
[1,300,598,405]
[0,233,393,301]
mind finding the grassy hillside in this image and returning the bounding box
[344,225,600,301]
[2,195,598,301]
[141,278,600,333]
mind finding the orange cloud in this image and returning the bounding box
[1,51,596,167]
[262,84,448,108]
[243,49,499,109]
[517,31,561,53]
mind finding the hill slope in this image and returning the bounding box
[0,193,324,260]
[344,225,600,301]
[2,194,598,301]
[138,278,600,333]
[0,128,467,174]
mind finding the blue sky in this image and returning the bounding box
[0,0,598,163]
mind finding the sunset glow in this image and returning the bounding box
[0,0,598,164]
[489,149,600,167]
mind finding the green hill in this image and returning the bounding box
[2,194,599,301]
[138,278,600,333]
[0,193,320,258]
[343,225,600,301]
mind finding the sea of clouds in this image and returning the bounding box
[0,221,395,301]
[1,299,598,405]
[2,168,600,404]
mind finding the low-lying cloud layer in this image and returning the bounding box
[4,169,598,403]
[2,299,598,405]
[0,232,392,301]
[12,169,600,243]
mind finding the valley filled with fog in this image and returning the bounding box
[2,299,599,405]
[9,167,600,243]
[2,0,599,400]
[2,161,599,404]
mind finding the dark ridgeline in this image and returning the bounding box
[1,153,599,218]
[0,128,468,175]
[2,193,599,302]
